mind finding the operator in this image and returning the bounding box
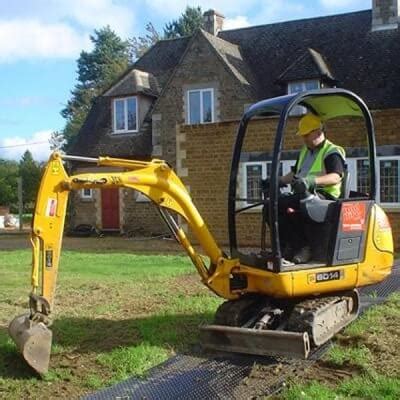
[277,113,345,264]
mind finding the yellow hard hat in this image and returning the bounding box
[297,113,322,136]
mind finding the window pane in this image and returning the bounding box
[127,98,137,131]
[189,91,201,124]
[246,165,262,202]
[305,80,319,90]
[202,90,212,122]
[82,188,92,198]
[115,100,125,130]
[357,159,370,195]
[380,159,399,203]
[288,82,304,93]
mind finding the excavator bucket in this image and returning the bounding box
[8,314,52,375]
[200,324,311,359]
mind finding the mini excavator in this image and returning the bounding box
[9,89,394,374]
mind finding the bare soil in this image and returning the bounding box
[0,232,185,253]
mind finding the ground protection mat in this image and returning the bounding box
[84,262,400,400]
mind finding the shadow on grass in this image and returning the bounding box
[0,326,38,380]
[0,311,214,379]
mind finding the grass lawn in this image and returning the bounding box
[0,249,222,399]
[278,292,400,400]
[1,243,399,399]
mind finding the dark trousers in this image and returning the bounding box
[275,193,308,252]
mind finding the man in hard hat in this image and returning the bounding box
[277,113,346,263]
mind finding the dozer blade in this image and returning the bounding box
[8,314,52,375]
[200,324,310,359]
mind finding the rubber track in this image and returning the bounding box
[83,262,400,400]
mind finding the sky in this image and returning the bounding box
[0,0,370,161]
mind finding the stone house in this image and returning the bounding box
[69,1,400,248]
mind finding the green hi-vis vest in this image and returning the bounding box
[296,139,345,199]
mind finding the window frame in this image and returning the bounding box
[112,96,139,134]
[81,188,93,199]
[241,160,296,210]
[287,79,320,116]
[187,88,214,124]
[346,156,400,207]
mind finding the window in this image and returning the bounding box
[242,160,295,208]
[187,89,214,124]
[136,191,150,203]
[380,158,399,204]
[81,188,93,199]
[287,80,320,115]
[113,97,138,133]
[347,156,400,206]
[246,164,263,202]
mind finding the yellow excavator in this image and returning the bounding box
[9,89,394,375]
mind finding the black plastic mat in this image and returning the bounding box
[83,262,399,400]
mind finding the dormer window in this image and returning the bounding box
[288,79,320,115]
[113,96,138,133]
[288,79,320,94]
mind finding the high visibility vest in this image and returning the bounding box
[295,139,345,199]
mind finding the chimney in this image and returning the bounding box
[203,10,225,35]
[372,0,399,31]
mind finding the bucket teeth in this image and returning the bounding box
[8,314,52,375]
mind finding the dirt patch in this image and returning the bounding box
[0,233,186,254]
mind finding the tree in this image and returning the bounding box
[164,6,203,38]
[129,22,161,60]
[61,26,131,150]
[18,151,42,212]
[49,130,65,151]
[0,159,18,207]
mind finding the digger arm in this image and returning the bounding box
[29,152,239,322]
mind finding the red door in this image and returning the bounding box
[101,189,120,230]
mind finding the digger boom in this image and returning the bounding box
[9,152,243,374]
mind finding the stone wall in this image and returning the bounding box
[152,31,254,168]
[122,188,168,235]
[69,167,167,235]
[179,109,400,250]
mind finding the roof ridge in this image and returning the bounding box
[219,9,370,35]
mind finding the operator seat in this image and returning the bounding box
[302,166,350,223]
[300,167,350,263]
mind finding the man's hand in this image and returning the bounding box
[291,176,316,194]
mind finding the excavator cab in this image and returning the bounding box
[229,88,383,271]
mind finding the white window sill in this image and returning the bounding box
[112,130,139,135]
[381,205,400,213]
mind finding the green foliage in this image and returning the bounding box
[18,150,42,212]
[338,374,400,399]
[326,344,372,369]
[129,22,161,60]
[283,375,400,400]
[164,6,203,38]
[49,130,65,151]
[61,26,130,151]
[97,343,169,381]
[283,381,336,400]
[0,159,18,206]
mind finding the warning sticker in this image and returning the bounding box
[51,161,60,175]
[46,198,57,217]
[341,202,367,232]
